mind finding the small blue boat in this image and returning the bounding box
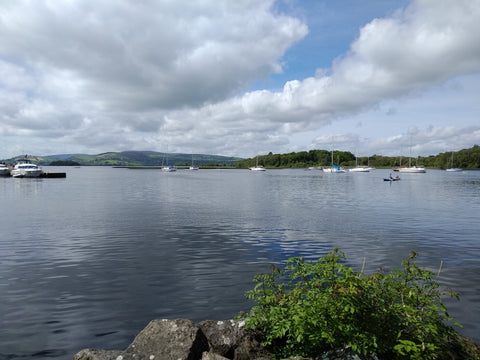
[384,176,400,181]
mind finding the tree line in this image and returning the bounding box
[235,145,480,169]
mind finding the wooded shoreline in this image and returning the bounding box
[2,145,479,169]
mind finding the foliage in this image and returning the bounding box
[235,150,355,169]
[240,249,466,359]
[49,160,80,166]
[234,146,480,169]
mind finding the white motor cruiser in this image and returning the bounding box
[0,163,10,176]
[10,160,43,178]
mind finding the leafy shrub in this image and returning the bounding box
[240,249,465,359]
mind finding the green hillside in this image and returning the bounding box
[2,151,242,167]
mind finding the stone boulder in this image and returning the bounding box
[123,318,209,360]
[199,320,271,360]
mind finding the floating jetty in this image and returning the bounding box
[4,172,67,178]
[1,169,67,178]
[40,172,67,178]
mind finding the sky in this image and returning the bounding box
[1,0,480,159]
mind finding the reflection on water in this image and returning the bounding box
[0,168,479,359]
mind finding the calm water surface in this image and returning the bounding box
[1,167,479,359]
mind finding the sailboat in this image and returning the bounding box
[446,152,462,172]
[322,149,346,173]
[397,161,426,173]
[398,147,426,173]
[349,155,370,172]
[161,164,176,172]
[161,149,176,172]
[249,156,266,171]
[189,154,199,170]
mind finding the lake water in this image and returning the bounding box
[1,167,479,359]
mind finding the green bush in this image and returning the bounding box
[240,249,465,359]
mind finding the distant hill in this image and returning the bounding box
[2,151,243,166]
[49,160,81,166]
[43,154,89,160]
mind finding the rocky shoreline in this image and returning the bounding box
[73,319,270,360]
[73,318,480,360]
[73,318,382,360]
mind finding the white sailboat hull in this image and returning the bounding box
[349,167,370,172]
[322,167,346,173]
[161,166,176,172]
[398,166,426,173]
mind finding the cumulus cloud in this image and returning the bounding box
[0,0,306,109]
[231,0,480,126]
[361,125,480,157]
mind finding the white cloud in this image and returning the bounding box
[235,0,480,128]
[0,0,307,109]
[361,125,480,157]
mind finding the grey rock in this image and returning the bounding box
[123,319,209,360]
[73,318,381,360]
[199,319,271,360]
[201,352,230,360]
[72,349,122,360]
[199,320,245,357]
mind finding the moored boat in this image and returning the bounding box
[398,166,426,173]
[249,156,266,171]
[0,163,10,176]
[322,165,346,173]
[249,166,266,171]
[322,149,346,173]
[446,152,462,172]
[189,155,199,170]
[396,146,426,173]
[349,155,370,172]
[10,160,43,178]
[384,175,401,181]
[397,155,426,173]
[161,148,176,171]
[161,165,176,172]
[349,166,370,172]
